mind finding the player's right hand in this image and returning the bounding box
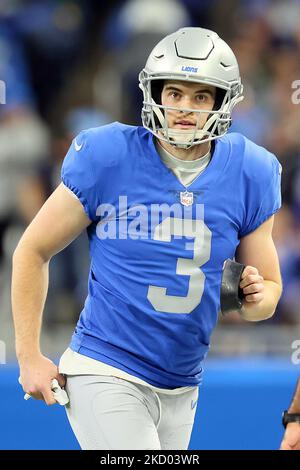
[18,353,66,406]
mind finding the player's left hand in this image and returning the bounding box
[280,423,300,450]
[239,266,264,304]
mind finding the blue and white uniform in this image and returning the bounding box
[60,122,281,390]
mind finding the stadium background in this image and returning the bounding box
[0,0,299,450]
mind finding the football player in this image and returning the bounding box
[12,27,282,450]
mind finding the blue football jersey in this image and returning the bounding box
[61,122,282,388]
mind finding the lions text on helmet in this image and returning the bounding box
[139,27,243,149]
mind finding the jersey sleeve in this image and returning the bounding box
[61,129,101,222]
[239,155,282,238]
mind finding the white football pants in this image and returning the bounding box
[64,374,199,450]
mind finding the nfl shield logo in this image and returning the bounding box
[180,190,194,207]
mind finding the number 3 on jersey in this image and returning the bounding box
[147,217,212,314]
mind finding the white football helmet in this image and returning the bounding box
[139,27,244,148]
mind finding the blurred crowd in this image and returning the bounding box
[0,0,300,331]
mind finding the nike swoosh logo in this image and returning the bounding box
[191,399,198,410]
[74,139,83,151]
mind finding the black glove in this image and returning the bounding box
[220,259,246,315]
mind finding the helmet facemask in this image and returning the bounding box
[139,72,244,149]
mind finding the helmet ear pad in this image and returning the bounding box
[216,87,233,132]
[150,79,165,128]
[206,87,231,135]
[213,87,226,111]
[151,79,164,105]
